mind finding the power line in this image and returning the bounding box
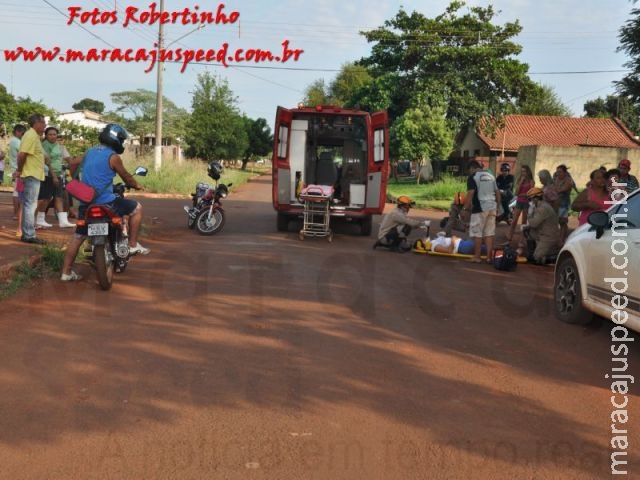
[40,0,116,48]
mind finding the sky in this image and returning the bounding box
[0,0,635,129]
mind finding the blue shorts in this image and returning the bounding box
[75,197,139,235]
[457,239,487,255]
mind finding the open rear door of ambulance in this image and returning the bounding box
[367,110,390,213]
[273,106,293,212]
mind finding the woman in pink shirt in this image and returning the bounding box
[571,169,610,225]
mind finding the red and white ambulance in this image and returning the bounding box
[272,104,390,235]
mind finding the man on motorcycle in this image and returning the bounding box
[60,124,149,282]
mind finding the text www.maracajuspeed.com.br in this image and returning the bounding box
[2,40,304,73]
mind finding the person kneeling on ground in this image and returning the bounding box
[60,123,150,282]
[519,187,561,265]
[374,195,430,252]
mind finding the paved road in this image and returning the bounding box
[0,176,637,479]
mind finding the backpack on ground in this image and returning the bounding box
[494,247,518,271]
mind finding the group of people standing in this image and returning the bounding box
[375,157,638,266]
[8,114,77,244]
[6,114,150,281]
[464,158,638,264]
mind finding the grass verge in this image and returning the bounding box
[0,244,65,300]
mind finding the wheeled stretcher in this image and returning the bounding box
[298,185,334,241]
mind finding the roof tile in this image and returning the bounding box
[477,115,640,151]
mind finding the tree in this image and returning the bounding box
[617,6,640,106]
[516,83,571,116]
[184,72,248,162]
[302,79,330,106]
[110,89,187,146]
[0,84,17,133]
[390,104,454,184]
[72,98,105,114]
[328,63,373,106]
[13,96,54,122]
[358,3,535,130]
[242,116,273,169]
[583,95,640,134]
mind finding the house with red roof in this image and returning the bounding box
[457,115,640,186]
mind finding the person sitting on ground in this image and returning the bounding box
[441,191,468,236]
[60,124,150,282]
[374,195,430,252]
[519,187,561,264]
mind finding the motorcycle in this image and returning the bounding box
[183,162,231,236]
[78,166,148,290]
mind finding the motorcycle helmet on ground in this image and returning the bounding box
[208,161,223,181]
[98,124,128,154]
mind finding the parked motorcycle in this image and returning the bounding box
[183,161,232,236]
[79,166,148,290]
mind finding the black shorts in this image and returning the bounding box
[38,176,55,200]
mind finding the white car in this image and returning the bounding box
[554,189,640,332]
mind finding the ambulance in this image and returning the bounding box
[272,104,390,235]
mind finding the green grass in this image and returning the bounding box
[120,156,268,195]
[387,174,467,210]
[0,244,66,299]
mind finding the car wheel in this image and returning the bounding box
[554,256,591,325]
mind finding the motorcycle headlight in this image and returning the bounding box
[220,192,227,198]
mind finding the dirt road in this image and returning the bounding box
[0,176,637,479]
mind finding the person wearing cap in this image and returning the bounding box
[617,159,639,193]
[374,195,430,252]
[496,162,514,223]
[519,187,561,264]
[461,160,501,263]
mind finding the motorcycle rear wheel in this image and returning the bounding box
[195,208,225,235]
[94,242,114,290]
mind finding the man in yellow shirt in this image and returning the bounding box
[16,113,49,244]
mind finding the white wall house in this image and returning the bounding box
[55,110,108,130]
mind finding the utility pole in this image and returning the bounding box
[154,0,165,171]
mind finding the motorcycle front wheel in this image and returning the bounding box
[195,207,225,235]
[94,242,114,290]
[187,211,197,229]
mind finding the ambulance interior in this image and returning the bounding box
[289,113,368,207]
